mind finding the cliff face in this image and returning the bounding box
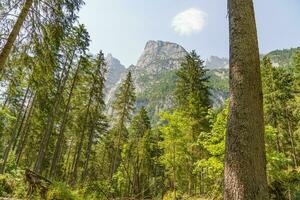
[105,53,126,91]
[105,40,229,122]
[136,40,188,72]
[206,56,229,69]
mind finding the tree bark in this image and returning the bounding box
[224,0,269,199]
[0,0,33,73]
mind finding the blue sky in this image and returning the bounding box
[79,0,300,66]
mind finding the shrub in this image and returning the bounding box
[0,174,14,197]
[47,182,80,200]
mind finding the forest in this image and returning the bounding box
[0,0,299,200]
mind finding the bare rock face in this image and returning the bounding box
[105,40,188,100]
[136,40,188,73]
[130,40,188,93]
[105,53,126,91]
[105,40,229,122]
[205,56,229,69]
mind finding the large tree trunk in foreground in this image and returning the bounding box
[0,0,33,74]
[224,0,269,199]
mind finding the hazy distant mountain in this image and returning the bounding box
[205,56,229,69]
[105,53,126,90]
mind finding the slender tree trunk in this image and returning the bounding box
[0,0,33,73]
[0,86,30,173]
[34,56,74,174]
[63,136,74,181]
[173,142,176,200]
[71,86,94,184]
[285,109,298,168]
[49,63,81,178]
[12,105,29,151]
[224,0,269,199]
[15,95,35,166]
[81,123,96,182]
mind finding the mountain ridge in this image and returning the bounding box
[105,40,299,122]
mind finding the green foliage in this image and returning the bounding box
[0,171,26,198]
[206,69,229,91]
[195,104,228,199]
[266,47,300,67]
[0,174,14,196]
[79,180,112,200]
[136,64,229,123]
[112,71,136,123]
[47,182,80,200]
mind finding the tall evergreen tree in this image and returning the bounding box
[109,71,136,190]
[175,50,210,133]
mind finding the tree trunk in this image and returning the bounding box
[81,123,96,182]
[224,0,269,199]
[34,55,74,174]
[0,0,33,73]
[15,94,35,166]
[285,109,298,168]
[0,86,30,173]
[49,63,81,178]
[71,85,94,184]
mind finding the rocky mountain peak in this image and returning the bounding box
[105,53,126,91]
[136,40,188,72]
[105,53,124,70]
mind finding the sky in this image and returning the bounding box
[79,0,300,67]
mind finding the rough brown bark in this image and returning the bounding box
[0,0,33,73]
[224,0,269,199]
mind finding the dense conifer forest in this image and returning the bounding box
[0,0,299,199]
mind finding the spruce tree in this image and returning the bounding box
[109,71,136,184]
[175,50,210,133]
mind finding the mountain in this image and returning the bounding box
[265,47,300,67]
[105,40,228,122]
[105,53,126,90]
[205,56,229,69]
[104,54,126,103]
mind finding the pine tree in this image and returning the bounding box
[109,71,136,190]
[117,107,155,198]
[175,50,210,133]
[174,50,211,195]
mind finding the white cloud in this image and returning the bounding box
[172,8,206,36]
